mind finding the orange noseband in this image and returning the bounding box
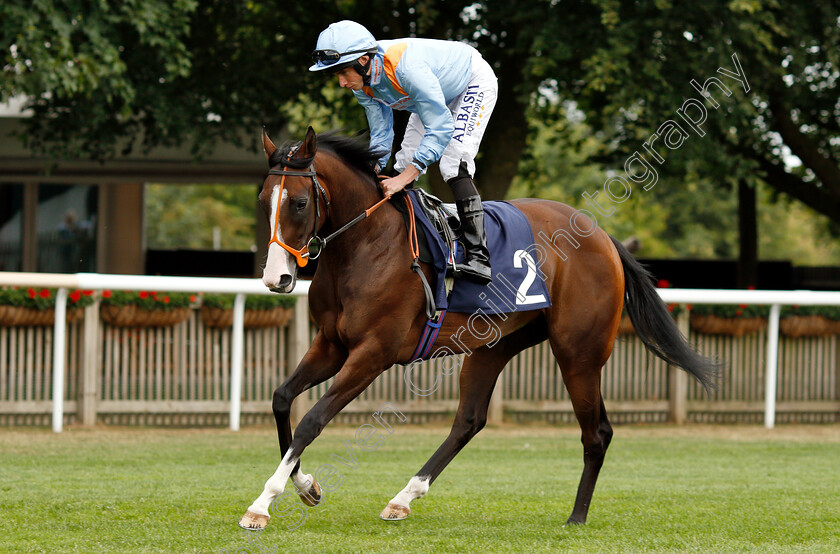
[267,171,311,267]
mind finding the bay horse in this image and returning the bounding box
[239,127,718,530]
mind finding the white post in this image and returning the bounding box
[487,378,504,425]
[52,288,69,433]
[79,301,101,426]
[289,298,312,425]
[764,303,781,429]
[669,308,690,424]
[229,293,246,431]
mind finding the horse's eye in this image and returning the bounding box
[295,198,308,211]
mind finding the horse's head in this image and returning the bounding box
[259,126,325,293]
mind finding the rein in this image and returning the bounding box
[266,156,394,267]
[311,194,392,256]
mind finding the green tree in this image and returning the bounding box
[510,103,740,259]
[512,0,840,282]
[1,1,549,201]
[6,0,840,228]
[511,103,840,265]
[2,0,197,158]
[528,0,840,221]
[145,184,256,250]
[1,1,354,159]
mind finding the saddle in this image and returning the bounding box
[394,186,553,361]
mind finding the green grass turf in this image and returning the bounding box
[1,423,838,553]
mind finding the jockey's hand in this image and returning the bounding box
[379,166,421,196]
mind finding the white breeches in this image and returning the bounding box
[395,51,498,182]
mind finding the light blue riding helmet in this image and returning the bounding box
[309,20,379,74]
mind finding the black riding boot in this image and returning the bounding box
[453,195,492,284]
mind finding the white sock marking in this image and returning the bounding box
[247,450,298,516]
[292,469,315,493]
[389,475,430,508]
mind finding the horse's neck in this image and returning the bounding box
[323,166,379,225]
[320,160,404,264]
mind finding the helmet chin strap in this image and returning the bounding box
[354,55,373,86]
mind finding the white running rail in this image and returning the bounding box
[1,271,839,431]
[0,272,310,433]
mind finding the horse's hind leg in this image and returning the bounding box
[553,346,614,525]
[379,347,507,521]
[381,321,546,521]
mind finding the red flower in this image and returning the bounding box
[82,290,94,296]
[139,291,149,299]
[69,290,81,303]
[189,295,196,303]
[739,304,747,310]
[102,290,112,299]
[667,304,674,312]
[686,304,693,310]
[39,289,50,298]
[27,288,36,299]
[150,291,158,298]
[736,309,743,317]
[656,279,671,288]
[163,296,170,304]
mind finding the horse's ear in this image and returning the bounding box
[262,128,277,161]
[299,126,317,158]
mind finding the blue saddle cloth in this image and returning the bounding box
[405,189,552,314]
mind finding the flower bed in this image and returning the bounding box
[780,305,840,337]
[690,302,770,336]
[0,287,94,326]
[200,294,296,328]
[100,290,194,327]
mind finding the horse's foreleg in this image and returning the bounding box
[240,348,387,528]
[274,334,346,504]
[238,333,346,530]
[381,347,509,521]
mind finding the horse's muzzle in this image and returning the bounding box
[268,274,295,294]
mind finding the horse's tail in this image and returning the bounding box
[611,236,720,393]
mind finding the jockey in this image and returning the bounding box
[309,20,497,285]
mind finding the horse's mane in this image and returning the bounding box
[270,131,384,181]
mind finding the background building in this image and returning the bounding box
[0,98,273,277]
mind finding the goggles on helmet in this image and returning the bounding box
[311,48,373,65]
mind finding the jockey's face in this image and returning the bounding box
[336,55,368,91]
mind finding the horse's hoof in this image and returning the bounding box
[239,510,270,530]
[298,479,322,507]
[564,518,585,527]
[379,503,410,521]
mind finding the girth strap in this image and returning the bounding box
[408,309,448,362]
[404,194,437,321]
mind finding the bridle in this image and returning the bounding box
[266,143,391,267]
[266,145,331,267]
